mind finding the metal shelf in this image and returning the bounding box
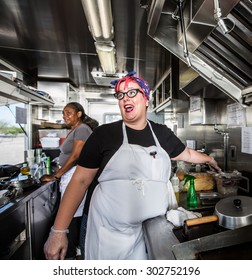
[0,75,54,106]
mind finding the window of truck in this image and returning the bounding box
[0,103,26,165]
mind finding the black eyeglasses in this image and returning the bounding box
[114,89,143,100]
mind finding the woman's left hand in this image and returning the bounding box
[40,174,56,183]
[207,157,222,172]
[44,231,68,260]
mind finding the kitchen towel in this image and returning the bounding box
[166,207,202,227]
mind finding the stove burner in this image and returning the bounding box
[0,185,23,208]
[0,174,39,208]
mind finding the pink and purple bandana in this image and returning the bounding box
[111,71,150,100]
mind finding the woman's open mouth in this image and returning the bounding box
[124,104,134,113]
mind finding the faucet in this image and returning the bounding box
[214,124,229,171]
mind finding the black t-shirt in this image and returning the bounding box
[77,119,185,214]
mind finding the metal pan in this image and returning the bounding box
[185,196,252,230]
[215,195,252,229]
[9,177,37,189]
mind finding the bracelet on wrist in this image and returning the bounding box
[54,175,60,181]
[50,226,69,234]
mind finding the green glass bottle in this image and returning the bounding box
[184,174,198,208]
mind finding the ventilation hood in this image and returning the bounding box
[146,0,252,105]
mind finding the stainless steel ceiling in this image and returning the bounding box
[0,0,251,106]
[0,0,169,91]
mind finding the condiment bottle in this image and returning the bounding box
[184,174,198,208]
[20,163,30,175]
[171,173,180,203]
[45,156,51,174]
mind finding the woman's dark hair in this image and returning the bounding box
[65,102,99,131]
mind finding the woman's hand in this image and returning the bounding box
[40,174,56,183]
[44,231,68,260]
[206,157,222,172]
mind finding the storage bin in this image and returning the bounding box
[38,129,68,139]
[40,137,60,148]
[38,129,68,148]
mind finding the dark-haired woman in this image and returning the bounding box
[40,102,94,259]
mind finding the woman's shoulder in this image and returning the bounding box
[75,123,92,133]
[148,120,172,133]
[90,120,123,145]
[148,120,179,142]
[95,120,122,134]
[78,122,91,129]
[72,123,92,140]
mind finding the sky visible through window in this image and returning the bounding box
[0,103,24,126]
[0,103,25,165]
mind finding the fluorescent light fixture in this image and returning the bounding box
[81,0,113,41]
[91,71,125,86]
[95,42,116,75]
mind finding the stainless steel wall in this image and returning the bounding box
[174,106,252,173]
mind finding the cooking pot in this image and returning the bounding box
[185,196,252,230]
[0,185,23,208]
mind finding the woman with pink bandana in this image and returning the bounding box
[44,72,221,260]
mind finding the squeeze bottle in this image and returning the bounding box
[171,173,180,203]
[184,174,198,208]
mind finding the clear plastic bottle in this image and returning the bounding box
[171,173,180,203]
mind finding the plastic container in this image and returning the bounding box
[215,171,242,197]
[38,129,68,148]
[40,137,60,148]
[38,129,68,139]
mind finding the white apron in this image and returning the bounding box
[60,166,86,217]
[85,121,174,259]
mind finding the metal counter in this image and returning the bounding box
[0,181,59,259]
[142,192,216,260]
[143,215,179,260]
